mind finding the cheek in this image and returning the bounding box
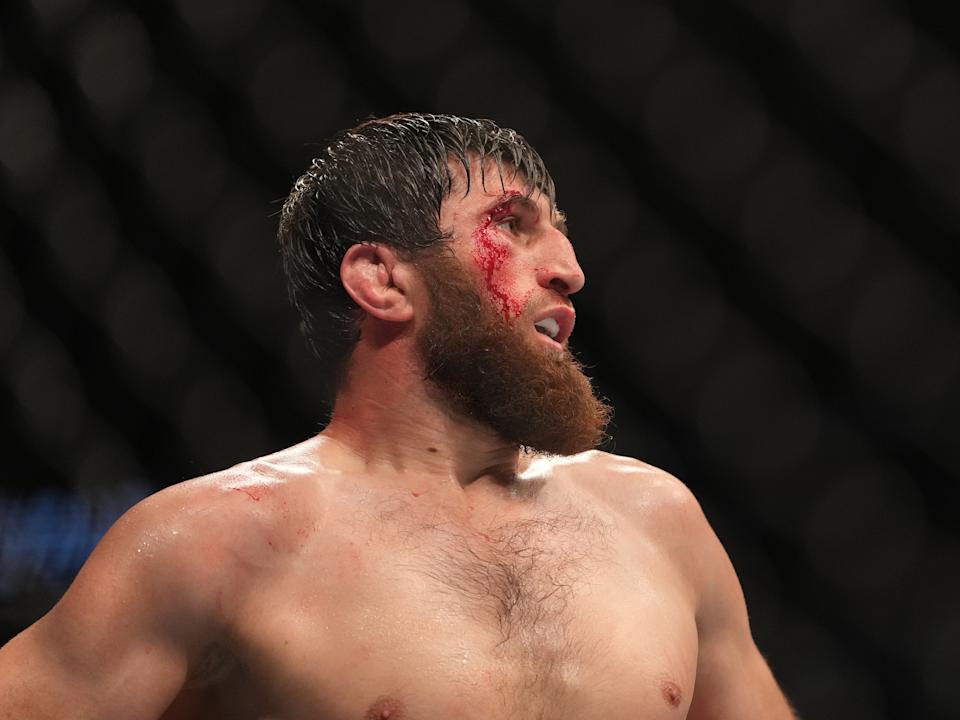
[472,222,533,320]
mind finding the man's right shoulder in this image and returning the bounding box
[126,453,332,573]
[90,468,258,604]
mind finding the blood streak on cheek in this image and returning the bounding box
[473,192,525,320]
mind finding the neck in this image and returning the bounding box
[320,336,521,496]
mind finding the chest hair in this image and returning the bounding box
[392,500,614,653]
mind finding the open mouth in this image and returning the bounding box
[531,307,574,346]
[534,317,561,341]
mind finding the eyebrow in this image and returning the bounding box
[485,193,569,236]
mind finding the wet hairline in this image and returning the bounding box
[444,155,565,233]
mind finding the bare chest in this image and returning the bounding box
[219,493,699,720]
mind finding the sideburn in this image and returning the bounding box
[415,253,612,456]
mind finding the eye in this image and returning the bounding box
[497,216,519,233]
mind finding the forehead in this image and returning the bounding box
[441,156,558,220]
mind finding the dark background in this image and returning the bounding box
[1,0,958,717]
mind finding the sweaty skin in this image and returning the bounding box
[166,441,703,719]
[88,441,703,718]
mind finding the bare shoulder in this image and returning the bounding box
[550,450,719,588]
[150,440,334,567]
[66,438,334,620]
[551,449,704,528]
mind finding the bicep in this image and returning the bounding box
[0,494,219,720]
[0,613,187,720]
[684,504,794,720]
[687,625,794,720]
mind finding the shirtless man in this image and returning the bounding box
[0,113,795,719]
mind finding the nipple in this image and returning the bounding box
[364,696,404,720]
[661,680,683,708]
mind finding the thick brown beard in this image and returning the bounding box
[415,251,612,456]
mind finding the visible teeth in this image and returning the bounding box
[534,317,560,339]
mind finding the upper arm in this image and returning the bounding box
[672,486,795,720]
[0,486,230,720]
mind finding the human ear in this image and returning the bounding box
[340,243,414,323]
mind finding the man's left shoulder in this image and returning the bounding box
[557,450,704,524]
[562,451,738,611]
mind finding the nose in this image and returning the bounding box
[536,235,585,296]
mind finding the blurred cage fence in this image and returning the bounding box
[0,0,958,717]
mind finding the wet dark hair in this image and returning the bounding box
[278,112,555,396]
